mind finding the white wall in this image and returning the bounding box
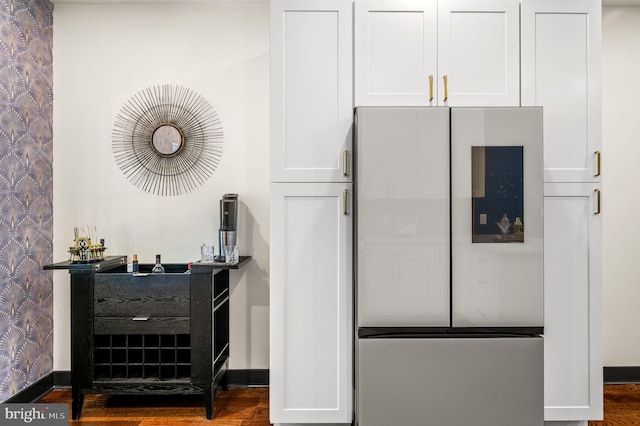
[602,6,640,366]
[52,2,269,370]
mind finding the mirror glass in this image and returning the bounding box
[152,124,183,156]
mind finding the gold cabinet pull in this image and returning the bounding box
[595,150,601,177]
[443,75,449,102]
[343,150,349,177]
[429,75,434,102]
[595,188,601,215]
[343,189,349,215]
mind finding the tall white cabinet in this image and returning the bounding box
[521,0,603,422]
[354,0,520,106]
[270,0,353,425]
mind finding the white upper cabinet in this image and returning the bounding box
[521,0,602,183]
[438,0,520,106]
[270,0,353,183]
[354,0,520,106]
[355,0,438,106]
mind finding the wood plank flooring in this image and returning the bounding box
[38,384,640,424]
[589,384,640,425]
[38,387,270,425]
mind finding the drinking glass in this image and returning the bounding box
[200,244,215,263]
[224,245,238,264]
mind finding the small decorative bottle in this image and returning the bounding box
[132,254,139,274]
[152,254,165,273]
[513,217,524,241]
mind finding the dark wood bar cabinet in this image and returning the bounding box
[44,255,251,420]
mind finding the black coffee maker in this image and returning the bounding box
[216,193,238,261]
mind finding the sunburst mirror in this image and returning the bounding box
[112,84,223,196]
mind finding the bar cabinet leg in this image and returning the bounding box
[71,386,84,420]
[204,384,214,419]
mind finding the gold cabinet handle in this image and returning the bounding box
[595,150,601,177]
[595,188,601,215]
[343,189,349,215]
[443,75,449,102]
[429,75,434,102]
[343,150,349,177]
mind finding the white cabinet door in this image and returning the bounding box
[521,0,602,183]
[438,0,520,106]
[271,0,353,183]
[270,183,353,424]
[354,0,438,106]
[543,182,603,421]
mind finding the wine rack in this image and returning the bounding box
[94,334,191,381]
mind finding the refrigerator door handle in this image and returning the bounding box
[443,75,449,102]
[429,74,434,102]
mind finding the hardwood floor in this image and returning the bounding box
[38,384,640,425]
[589,384,640,426]
[38,387,270,425]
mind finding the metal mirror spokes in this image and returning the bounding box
[112,84,223,196]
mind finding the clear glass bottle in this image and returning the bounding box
[152,254,165,273]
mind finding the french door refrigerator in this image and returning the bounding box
[355,107,544,426]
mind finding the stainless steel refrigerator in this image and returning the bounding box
[355,107,544,426]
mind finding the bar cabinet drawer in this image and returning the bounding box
[94,273,190,317]
[94,317,190,335]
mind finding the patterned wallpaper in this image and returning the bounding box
[0,0,53,402]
